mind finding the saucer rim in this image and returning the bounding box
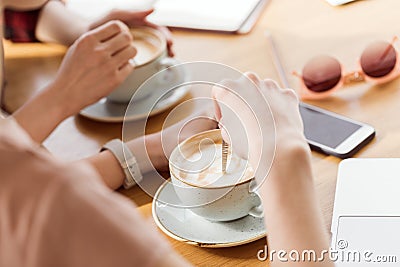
[79,86,189,123]
[151,179,267,248]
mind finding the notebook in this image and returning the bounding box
[147,0,270,33]
[66,0,269,34]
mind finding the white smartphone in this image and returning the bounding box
[299,103,375,158]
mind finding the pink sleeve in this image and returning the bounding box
[0,118,172,267]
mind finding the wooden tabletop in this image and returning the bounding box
[4,0,400,265]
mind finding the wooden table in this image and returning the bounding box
[4,0,400,265]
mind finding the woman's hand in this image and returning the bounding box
[50,20,137,117]
[14,20,136,142]
[212,72,307,181]
[90,9,174,57]
[214,73,333,267]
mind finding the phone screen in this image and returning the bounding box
[299,105,362,149]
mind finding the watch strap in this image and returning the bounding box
[101,139,143,189]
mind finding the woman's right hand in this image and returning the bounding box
[212,73,307,182]
[50,20,137,118]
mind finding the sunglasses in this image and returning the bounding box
[293,37,400,99]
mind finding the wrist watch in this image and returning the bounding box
[101,139,143,189]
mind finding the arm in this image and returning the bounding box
[255,78,332,266]
[9,1,174,141]
[13,20,136,143]
[261,141,332,266]
[35,0,91,46]
[35,0,173,55]
[213,73,333,266]
[0,118,191,267]
[12,5,173,142]
[14,92,217,190]
[86,111,217,189]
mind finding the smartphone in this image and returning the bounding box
[299,103,375,159]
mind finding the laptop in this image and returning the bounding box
[331,159,400,266]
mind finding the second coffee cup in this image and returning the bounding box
[107,26,179,103]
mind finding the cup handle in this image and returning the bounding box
[156,57,181,84]
[248,192,264,218]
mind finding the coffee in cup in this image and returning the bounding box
[107,26,180,103]
[169,129,263,222]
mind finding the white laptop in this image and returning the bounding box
[331,159,400,266]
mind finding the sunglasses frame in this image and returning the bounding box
[293,37,400,100]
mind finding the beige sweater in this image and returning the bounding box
[0,117,171,267]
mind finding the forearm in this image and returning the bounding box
[261,140,333,266]
[14,20,136,143]
[14,88,151,197]
[36,0,90,46]
[82,111,216,190]
[85,150,125,190]
[13,83,69,143]
[85,134,163,190]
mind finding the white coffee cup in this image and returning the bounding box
[169,129,263,222]
[107,26,180,103]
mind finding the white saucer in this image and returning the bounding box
[152,180,266,248]
[79,86,188,122]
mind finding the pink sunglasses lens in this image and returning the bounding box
[302,55,342,93]
[360,41,397,78]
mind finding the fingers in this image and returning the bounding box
[213,98,222,121]
[91,10,175,57]
[92,20,127,42]
[261,78,299,100]
[212,79,231,121]
[245,72,261,85]
[262,79,280,89]
[114,9,154,20]
[93,20,136,67]
[112,44,137,69]
[155,25,174,57]
[104,30,133,56]
[144,19,174,57]
[282,88,299,101]
[157,26,173,45]
[118,61,134,80]
[130,9,154,19]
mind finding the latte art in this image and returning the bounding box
[178,143,254,187]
